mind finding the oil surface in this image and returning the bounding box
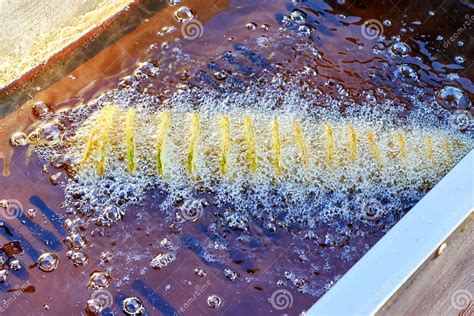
[0,0,473,315]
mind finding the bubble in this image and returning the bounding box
[67,251,88,266]
[89,271,111,289]
[383,19,392,27]
[225,211,249,231]
[160,238,171,248]
[436,35,444,41]
[266,222,277,232]
[64,218,74,231]
[0,200,8,208]
[86,299,103,314]
[29,121,65,146]
[27,208,37,218]
[290,9,307,24]
[49,172,62,185]
[298,25,311,37]
[97,206,125,226]
[454,56,465,64]
[194,268,207,277]
[136,61,159,78]
[261,24,271,31]
[37,252,60,272]
[399,64,417,78]
[163,26,176,34]
[150,252,175,270]
[302,65,317,77]
[174,7,196,23]
[447,73,460,81]
[10,132,28,146]
[0,269,8,282]
[390,42,411,56]
[245,22,258,30]
[119,75,138,88]
[100,251,113,263]
[50,155,65,168]
[0,254,7,265]
[366,93,376,105]
[9,259,21,271]
[32,102,53,119]
[304,231,316,240]
[224,268,238,281]
[168,0,182,5]
[66,233,86,250]
[436,86,471,110]
[122,297,145,315]
[284,271,307,288]
[456,41,464,47]
[214,70,230,81]
[207,295,222,308]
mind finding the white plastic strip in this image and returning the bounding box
[307,150,474,316]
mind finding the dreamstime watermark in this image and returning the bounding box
[0,199,23,220]
[173,280,211,315]
[451,289,472,310]
[180,207,203,222]
[90,289,114,310]
[450,110,473,132]
[0,280,32,313]
[83,14,120,48]
[361,199,384,221]
[360,279,392,313]
[442,14,474,49]
[181,20,204,40]
[361,19,384,40]
[270,289,293,310]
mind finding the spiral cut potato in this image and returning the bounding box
[75,105,472,190]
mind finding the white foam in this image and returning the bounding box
[34,80,472,232]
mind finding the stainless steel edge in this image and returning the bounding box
[307,150,474,316]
